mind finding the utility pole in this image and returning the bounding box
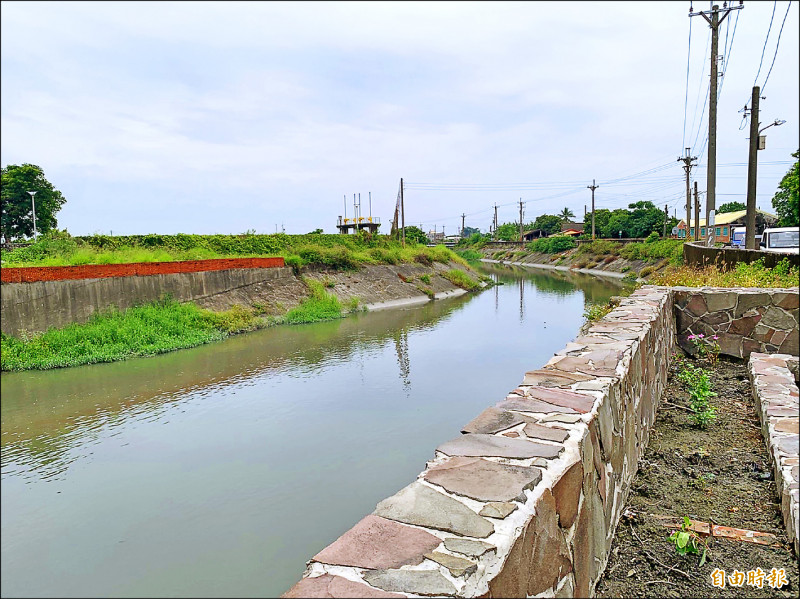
[663,204,669,238]
[690,2,744,247]
[677,148,697,241]
[694,182,701,241]
[493,203,498,240]
[461,213,466,237]
[519,198,524,243]
[745,86,762,250]
[369,191,372,220]
[587,180,598,239]
[400,178,405,247]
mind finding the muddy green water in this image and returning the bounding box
[1,264,626,597]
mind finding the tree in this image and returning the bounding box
[402,225,429,245]
[307,228,324,234]
[626,201,665,238]
[532,214,563,236]
[558,207,576,222]
[717,201,746,214]
[771,149,799,226]
[494,222,520,241]
[461,226,481,238]
[1,164,66,241]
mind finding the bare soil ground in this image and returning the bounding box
[596,356,799,598]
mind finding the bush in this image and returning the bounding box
[442,269,480,291]
[575,239,621,257]
[639,266,654,278]
[645,232,660,243]
[284,280,343,324]
[526,235,577,254]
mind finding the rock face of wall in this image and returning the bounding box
[673,287,799,359]
[749,353,800,556]
[0,267,296,336]
[283,286,675,598]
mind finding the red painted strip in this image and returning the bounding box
[1,257,285,283]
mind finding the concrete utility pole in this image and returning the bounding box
[663,204,669,238]
[461,213,466,237]
[519,198,524,243]
[690,1,744,247]
[493,203,498,240]
[744,86,786,249]
[400,178,405,247]
[587,180,598,239]
[694,182,701,241]
[27,191,38,241]
[677,148,697,241]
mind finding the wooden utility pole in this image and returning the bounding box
[587,180,598,239]
[461,213,466,237]
[691,2,743,246]
[694,182,701,241]
[678,148,697,241]
[400,178,405,247]
[518,198,524,243]
[745,86,760,250]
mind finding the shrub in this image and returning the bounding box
[603,255,616,264]
[645,231,660,243]
[527,236,577,254]
[284,279,343,324]
[442,269,480,291]
[639,266,654,278]
[420,274,431,284]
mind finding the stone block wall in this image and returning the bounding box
[748,353,799,556]
[673,287,799,359]
[284,286,675,598]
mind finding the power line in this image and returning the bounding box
[761,1,793,94]
[753,1,778,88]
[682,14,693,150]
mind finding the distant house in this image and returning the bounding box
[560,222,584,237]
[676,209,777,243]
[522,229,547,241]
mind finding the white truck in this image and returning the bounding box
[759,227,800,254]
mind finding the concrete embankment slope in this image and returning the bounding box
[0,259,477,337]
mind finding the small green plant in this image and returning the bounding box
[345,296,361,312]
[419,274,431,284]
[668,516,709,566]
[639,266,654,278]
[677,361,717,428]
[645,231,660,243]
[622,272,638,283]
[687,333,720,366]
[620,266,630,273]
[321,275,336,288]
[442,269,480,291]
[584,302,613,323]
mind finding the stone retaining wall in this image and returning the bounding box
[748,353,800,556]
[673,287,799,359]
[683,241,800,270]
[284,286,675,598]
[0,266,294,337]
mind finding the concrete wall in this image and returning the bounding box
[284,286,676,598]
[683,241,800,270]
[1,267,294,337]
[673,287,799,358]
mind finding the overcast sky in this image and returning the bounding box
[2,1,798,236]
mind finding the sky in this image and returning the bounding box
[1,1,798,236]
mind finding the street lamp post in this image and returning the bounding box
[27,191,38,241]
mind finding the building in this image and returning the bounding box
[560,222,585,237]
[676,209,777,243]
[336,216,380,234]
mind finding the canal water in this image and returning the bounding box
[1,265,626,598]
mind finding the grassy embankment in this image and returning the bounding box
[1,232,485,371]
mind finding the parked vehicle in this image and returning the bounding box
[730,226,746,248]
[759,227,800,254]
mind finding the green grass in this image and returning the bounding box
[651,258,799,288]
[283,280,344,324]
[0,298,258,372]
[441,269,480,291]
[1,230,470,272]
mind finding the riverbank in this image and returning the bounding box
[1,261,487,372]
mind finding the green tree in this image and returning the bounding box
[1,164,66,241]
[402,225,429,245]
[588,208,612,237]
[558,207,576,222]
[461,226,481,237]
[626,201,665,238]
[717,201,746,214]
[495,222,521,241]
[307,228,324,234]
[601,209,632,238]
[771,150,799,226]
[532,214,563,236]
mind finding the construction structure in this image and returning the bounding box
[337,192,381,234]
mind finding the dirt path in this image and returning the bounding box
[596,357,798,598]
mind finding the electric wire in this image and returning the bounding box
[682,13,693,150]
[761,1,793,94]
[753,1,778,89]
